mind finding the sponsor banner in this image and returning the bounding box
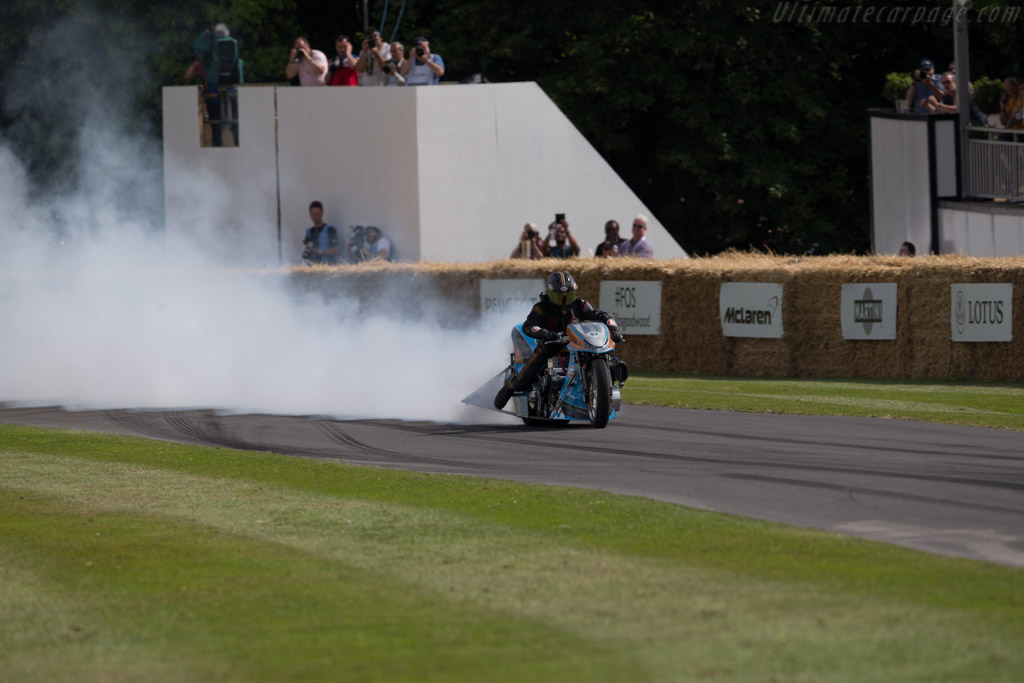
[479,279,545,320]
[951,283,1013,342]
[719,283,784,338]
[598,281,662,335]
[841,283,898,340]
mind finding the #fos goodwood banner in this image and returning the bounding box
[951,283,1013,342]
[598,281,662,335]
[841,283,898,340]
[719,283,784,338]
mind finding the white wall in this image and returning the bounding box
[163,86,280,265]
[276,87,420,263]
[940,205,1024,256]
[870,115,932,255]
[163,83,689,265]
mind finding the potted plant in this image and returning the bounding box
[883,72,913,112]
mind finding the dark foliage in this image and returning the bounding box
[2,0,1022,253]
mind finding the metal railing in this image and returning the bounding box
[966,126,1024,200]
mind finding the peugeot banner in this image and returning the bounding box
[480,279,545,321]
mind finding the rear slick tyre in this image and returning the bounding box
[586,361,612,428]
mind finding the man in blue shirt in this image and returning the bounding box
[906,59,943,114]
[400,37,444,85]
[301,201,341,264]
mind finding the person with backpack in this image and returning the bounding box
[186,23,243,146]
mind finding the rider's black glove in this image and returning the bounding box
[610,329,625,343]
[543,330,561,341]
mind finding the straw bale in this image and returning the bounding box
[283,254,1024,381]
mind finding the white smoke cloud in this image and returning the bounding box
[0,152,514,422]
[0,15,515,425]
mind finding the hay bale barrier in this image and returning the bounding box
[286,254,1024,381]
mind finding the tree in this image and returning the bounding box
[3,0,1023,254]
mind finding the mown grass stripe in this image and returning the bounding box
[1,487,642,683]
[624,372,1024,430]
[2,425,1024,681]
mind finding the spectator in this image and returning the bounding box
[385,42,407,86]
[326,35,358,86]
[926,73,957,114]
[355,30,392,86]
[999,78,1023,130]
[511,223,545,259]
[543,218,580,258]
[301,201,341,264]
[400,37,444,86]
[619,214,653,258]
[186,23,240,147]
[286,37,327,86]
[906,59,942,113]
[353,225,391,261]
[899,241,916,257]
[595,220,626,257]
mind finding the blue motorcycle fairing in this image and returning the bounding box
[507,323,617,423]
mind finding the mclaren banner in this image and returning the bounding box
[719,283,784,338]
[841,283,898,340]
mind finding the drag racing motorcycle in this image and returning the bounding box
[466,321,629,428]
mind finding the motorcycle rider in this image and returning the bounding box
[494,271,624,409]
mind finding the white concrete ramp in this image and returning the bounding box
[163,83,688,264]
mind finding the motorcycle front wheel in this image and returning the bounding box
[586,360,612,428]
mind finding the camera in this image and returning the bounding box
[296,48,307,61]
[416,46,426,57]
[383,61,394,74]
[349,225,367,262]
[302,244,314,260]
[527,229,538,239]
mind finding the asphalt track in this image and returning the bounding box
[2,403,1023,568]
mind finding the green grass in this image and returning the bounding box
[2,424,1022,682]
[623,372,1024,430]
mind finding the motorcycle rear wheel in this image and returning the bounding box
[586,361,612,428]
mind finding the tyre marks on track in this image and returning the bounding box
[313,421,494,470]
[103,410,491,471]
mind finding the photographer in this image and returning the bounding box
[285,37,327,86]
[511,223,545,260]
[348,225,391,262]
[385,42,407,86]
[326,35,358,86]
[355,30,392,86]
[301,201,341,264]
[543,216,580,258]
[905,59,943,113]
[399,37,444,86]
